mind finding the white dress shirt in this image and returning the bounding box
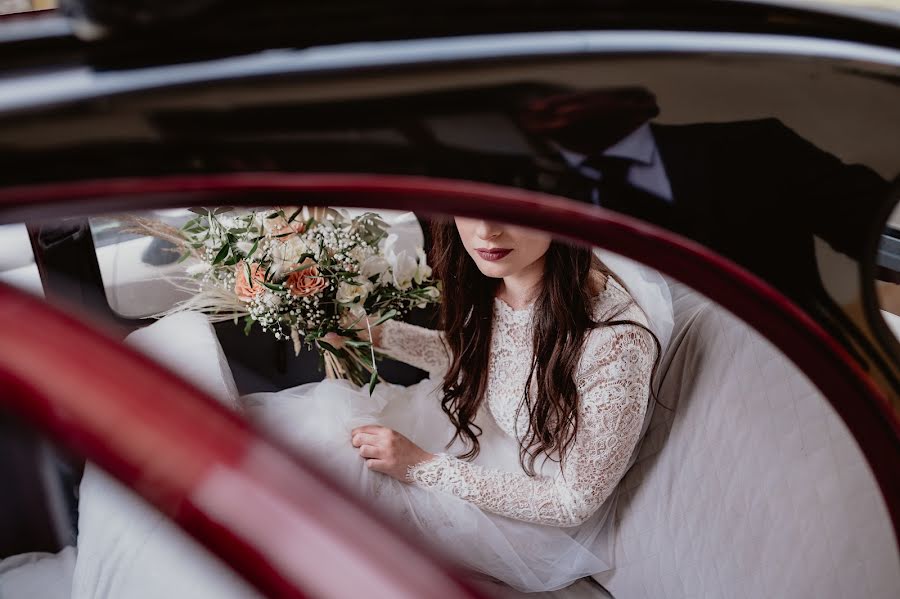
[555,123,674,205]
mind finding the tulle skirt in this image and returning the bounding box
[240,377,616,593]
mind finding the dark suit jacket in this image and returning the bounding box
[647,119,889,301]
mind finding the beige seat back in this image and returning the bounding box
[594,282,899,599]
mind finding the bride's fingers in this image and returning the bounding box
[351,424,385,436]
[351,432,378,447]
[358,444,383,459]
[365,459,388,473]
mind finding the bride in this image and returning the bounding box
[74,214,666,597]
[242,216,660,592]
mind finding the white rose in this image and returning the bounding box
[270,236,309,278]
[386,247,417,291]
[414,247,432,284]
[236,240,255,255]
[336,281,369,305]
[380,232,418,258]
[360,255,390,281]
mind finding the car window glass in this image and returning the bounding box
[7,205,896,599]
[88,210,205,318]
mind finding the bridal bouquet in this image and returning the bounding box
[138,207,440,392]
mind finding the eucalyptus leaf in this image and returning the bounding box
[368,370,378,396]
[317,340,342,357]
[180,217,200,231]
[287,264,313,275]
[372,310,398,327]
[212,244,230,265]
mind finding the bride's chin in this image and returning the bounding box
[473,263,509,278]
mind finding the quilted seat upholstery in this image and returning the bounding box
[593,281,900,599]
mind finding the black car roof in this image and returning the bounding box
[0,0,898,74]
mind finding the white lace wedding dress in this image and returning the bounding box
[64,262,668,599]
[230,276,657,592]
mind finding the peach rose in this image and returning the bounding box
[235,261,266,301]
[286,259,328,297]
[265,207,307,238]
[273,220,306,237]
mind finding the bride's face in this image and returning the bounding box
[454,217,552,279]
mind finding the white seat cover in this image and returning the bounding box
[594,282,900,599]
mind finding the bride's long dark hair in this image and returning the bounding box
[430,220,660,475]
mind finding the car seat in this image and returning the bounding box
[592,280,899,599]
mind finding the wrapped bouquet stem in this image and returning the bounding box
[142,206,441,392]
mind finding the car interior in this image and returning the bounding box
[1,201,898,598]
[0,3,898,597]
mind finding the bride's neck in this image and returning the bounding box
[497,256,544,310]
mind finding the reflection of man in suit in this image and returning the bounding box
[514,87,890,305]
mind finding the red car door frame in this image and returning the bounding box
[0,172,897,597]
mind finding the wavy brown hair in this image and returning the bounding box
[430,220,660,475]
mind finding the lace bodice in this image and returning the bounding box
[378,280,656,527]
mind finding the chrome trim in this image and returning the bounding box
[0,14,72,44]
[1,30,899,114]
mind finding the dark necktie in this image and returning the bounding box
[579,155,634,208]
[563,154,679,231]
[535,154,635,207]
[535,152,677,229]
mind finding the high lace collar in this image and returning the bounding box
[493,279,624,325]
[493,296,535,324]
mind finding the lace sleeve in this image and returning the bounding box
[378,319,450,376]
[408,323,655,526]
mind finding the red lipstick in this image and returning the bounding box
[475,248,513,262]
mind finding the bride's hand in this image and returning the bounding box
[321,323,384,349]
[355,323,384,347]
[351,424,434,482]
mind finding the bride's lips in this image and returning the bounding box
[475,248,513,262]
